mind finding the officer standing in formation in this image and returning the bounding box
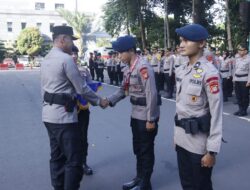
[41,26,108,190]
[106,51,114,84]
[71,45,93,175]
[150,47,161,92]
[88,52,96,80]
[95,53,105,82]
[174,24,223,190]
[162,48,174,98]
[233,44,250,116]
[107,35,160,190]
[220,51,232,102]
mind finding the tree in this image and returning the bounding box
[17,27,43,56]
[0,40,6,62]
[57,9,93,56]
[16,27,43,65]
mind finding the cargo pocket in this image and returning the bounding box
[186,85,204,106]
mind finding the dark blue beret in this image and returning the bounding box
[72,45,79,52]
[175,24,208,41]
[112,35,136,52]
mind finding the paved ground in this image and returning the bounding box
[0,70,250,190]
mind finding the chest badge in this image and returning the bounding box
[191,96,198,102]
[196,68,203,73]
[193,73,201,78]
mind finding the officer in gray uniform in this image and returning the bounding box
[233,44,250,116]
[41,26,108,190]
[174,24,223,190]
[107,35,160,190]
[220,51,232,102]
[162,48,174,98]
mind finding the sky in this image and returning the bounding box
[77,0,108,14]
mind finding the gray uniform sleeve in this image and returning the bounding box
[139,64,159,121]
[204,71,223,153]
[63,57,101,106]
[107,71,127,106]
[247,57,250,83]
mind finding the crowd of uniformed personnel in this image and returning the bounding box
[41,24,249,190]
[88,42,250,116]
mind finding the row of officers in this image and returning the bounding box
[88,44,250,117]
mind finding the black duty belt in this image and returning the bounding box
[175,65,180,68]
[164,69,170,71]
[220,70,229,73]
[44,91,76,112]
[130,95,162,106]
[151,65,158,67]
[235,74,248,77]
[175,113,211,135]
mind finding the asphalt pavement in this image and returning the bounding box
[0,69,250,190]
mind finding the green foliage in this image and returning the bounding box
[96,38,111,47]
[16,27,43,56]
[0,40,6,62]
[57,9,93,34]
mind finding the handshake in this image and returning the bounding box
[99,98,110,109]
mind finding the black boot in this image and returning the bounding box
[130,180,152,190]
[122,177,141,190]
[83,163,93,175]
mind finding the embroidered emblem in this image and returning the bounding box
[196,68,203,73]
[209,81,219,94]
[140,67,149,79]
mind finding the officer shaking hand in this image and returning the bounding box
[106,35,161,190]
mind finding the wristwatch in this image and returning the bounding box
[208,151,217,156]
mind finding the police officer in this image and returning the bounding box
[89,52,96,80]
[95,53,105,82]
[233,44,250,116]
[41,26,108,190]
[107,35,160,190]
[71,45,93,175]
[150,47,161,92]
[220,51,232,102]
[162,48,174,98]
[106,51,114,84]
[174,24,223,190]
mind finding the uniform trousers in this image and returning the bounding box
[154,72,161,92]
[130,118,158,184]
[97,68,104,82]
[90,68,95,80]
[164,73,174,97]
[235,81,249,112]
[176,145,213,190]
[107,66,113,84]
[222,78,230,100]
[78,109,90,164]
[44,122,84,190]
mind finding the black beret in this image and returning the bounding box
[52,25,78,40]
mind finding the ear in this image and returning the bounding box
[198,40,206,49]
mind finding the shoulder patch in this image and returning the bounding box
[206,76,219,83]
[209,80,219,94]
[140,67,149,79]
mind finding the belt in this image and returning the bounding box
[151,65,158,67]
[130,96,146,106]
[164,69,170,71]
[235,74,248,77]
[220,70,229,73]
[44,92,76,106]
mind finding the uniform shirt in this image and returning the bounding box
[162,55,174,75]
[41,47,100,124]
[107,56,160,121]
[174,56,223,155]
[233,54,250,82]
[174,54,188,71]
[106,58,113,67]
[220,58,232,78]
[96,59,105,69]
[150,54,161,73]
